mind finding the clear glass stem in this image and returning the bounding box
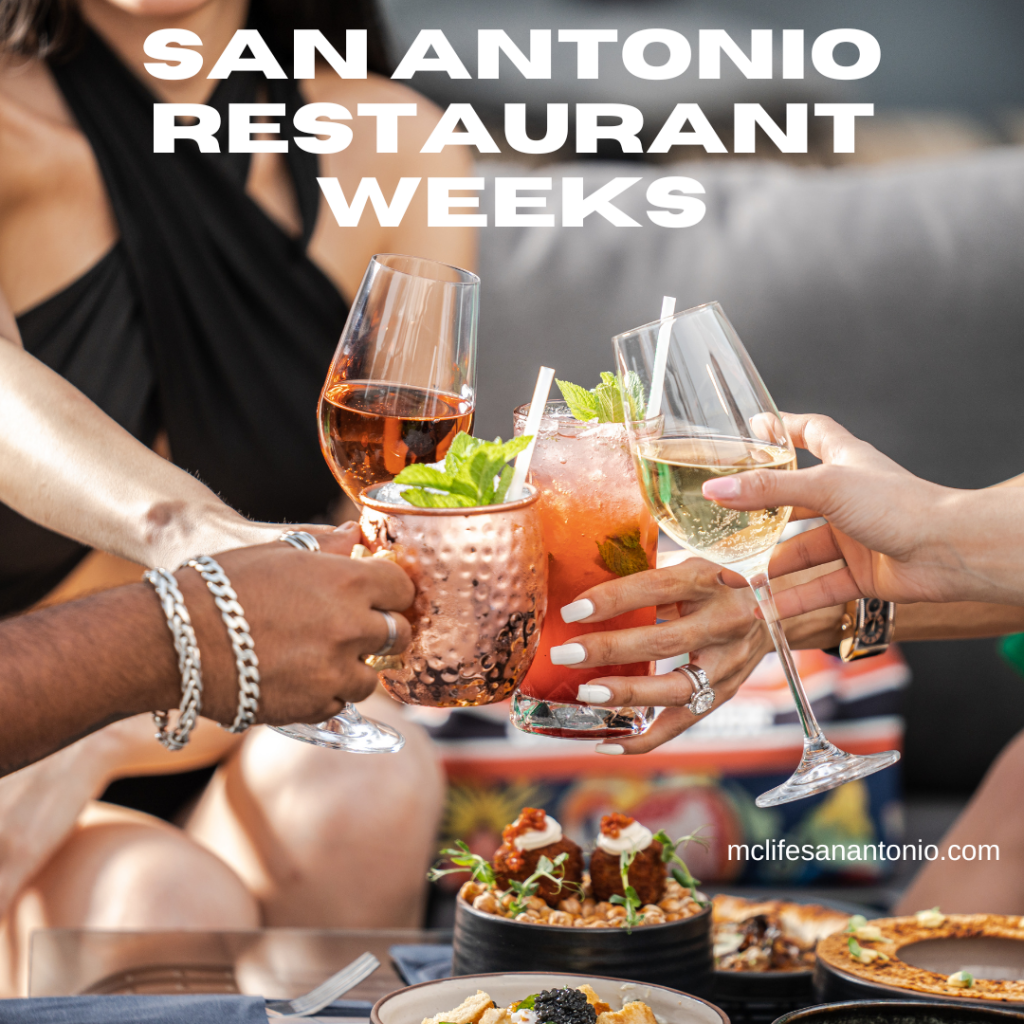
[747,570,824,746]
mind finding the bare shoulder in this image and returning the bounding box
[0,55,74,126]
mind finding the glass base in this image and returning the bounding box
[755,738,900,808]
[271,705,405,754]
[510,694,654,739]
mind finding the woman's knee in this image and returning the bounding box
[23,807,259,930]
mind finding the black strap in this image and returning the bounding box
[48,28,348,524]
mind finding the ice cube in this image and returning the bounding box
[373,482,412,506]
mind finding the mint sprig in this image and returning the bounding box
[556,372,646,423]
[393,432,531,508]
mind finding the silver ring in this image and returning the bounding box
[371,610,400,657]
[681,664,715,715]
[278,530,321,552]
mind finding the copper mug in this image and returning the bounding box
[359,484,547,707]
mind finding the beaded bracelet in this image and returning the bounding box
[185,555,261,733]
[143,567,203,751]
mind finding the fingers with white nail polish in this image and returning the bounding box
[561,598,595,623]
[550,642,587,665]
[577,684,612,704]
[595,743,625,755]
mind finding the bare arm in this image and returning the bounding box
[0,331,289,567]
[0,526,413,776]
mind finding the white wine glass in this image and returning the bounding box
[272,254,479,754]
[613,301,900,807]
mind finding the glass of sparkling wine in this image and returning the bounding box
[613,301,900,807]
[273,254,478,754]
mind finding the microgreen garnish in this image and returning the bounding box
[848,936,865,959]
[393,432,531,508]
[427,840,497,887]
[654,827,710,907]
[610,849,643,933]
[947,971,974,988]
[556,372,646,424]
[512,996,537,1011]
[506,852,571,916]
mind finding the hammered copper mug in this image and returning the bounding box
[359,484,548,707]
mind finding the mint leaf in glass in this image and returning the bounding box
[394,432,531,508]
[557,372,646,423]
[597,528,651,577]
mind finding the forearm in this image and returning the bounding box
[788,600,1024,652]
[0,339,275,566]
[0,582,182,776]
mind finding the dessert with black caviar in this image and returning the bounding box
[492,807,584,906]
[589,813,664,906]
[421,985,659,1024]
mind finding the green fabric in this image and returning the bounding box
[998,633,1024,677]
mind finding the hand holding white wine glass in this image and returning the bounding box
[613,301,900,807]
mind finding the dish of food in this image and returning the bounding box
[419,984,656,1024]
[371,972,727,1024]
[712,894,850,972]
[442,808,707,930]
[815,911,1024,1004]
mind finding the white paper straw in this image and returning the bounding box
[646,295,676,419]
[508,365,555,500]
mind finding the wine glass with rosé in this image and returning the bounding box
[510,393,658,740]
[272,254,478,754]
[319,254,478,504]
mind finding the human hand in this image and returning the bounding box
[703,413,1017,615]
[178,523,415,726]
[548,559,775,753]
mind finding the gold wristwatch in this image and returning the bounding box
[836,598,896,662]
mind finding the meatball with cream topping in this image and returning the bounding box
[492,807,583,906]
[589,812,665,906]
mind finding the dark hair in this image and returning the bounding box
[0,0,392,75]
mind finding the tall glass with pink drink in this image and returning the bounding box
[511,400,658,739]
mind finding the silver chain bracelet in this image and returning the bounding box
[143,567,203,751]
[185,555,261,733]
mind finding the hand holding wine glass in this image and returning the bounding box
[613,302,900,807]
[706,412,1024,615]
[274,253,479,754]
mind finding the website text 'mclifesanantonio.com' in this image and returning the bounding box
[728,840,1000,864]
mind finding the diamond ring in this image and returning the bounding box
[682,664,715,715]
[278,530,321,552]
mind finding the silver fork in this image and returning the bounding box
[264,951,380,1019]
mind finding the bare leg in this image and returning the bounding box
[186,693,445,927]
[895,728,1024,915]
[0,802,258,996]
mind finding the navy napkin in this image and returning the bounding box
[388,945,453,986]
[0,994,267,1022]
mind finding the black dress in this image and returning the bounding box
[0,25,349,616]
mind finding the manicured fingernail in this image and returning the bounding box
[550,643,587,666]
[703,477,740,499]
[595,743,625,755]
[561,599,595,623]
[577,684,613,704]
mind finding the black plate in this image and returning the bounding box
[451,897,714,997]
[712,895,879,1024]
[774,998,1024,1023]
